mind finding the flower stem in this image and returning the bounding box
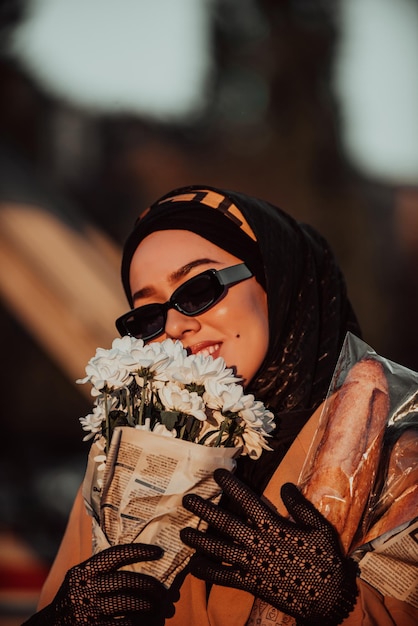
[104,389,110,454]
[126,387,134,426]
[138,373,148,426]
[214,415,230,447]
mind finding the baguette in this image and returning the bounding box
[377,428,418,514]
[362,483,418,544]
[302,358,390,553]
[358,428,418,545]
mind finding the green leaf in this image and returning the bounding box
[185,382,205,396]
[160,410,180,431]
[109,410,129,428]
[199,428,220,445]
[187,417,202,442]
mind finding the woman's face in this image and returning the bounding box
[129,230,269,386]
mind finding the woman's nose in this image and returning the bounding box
[164,308,201,339]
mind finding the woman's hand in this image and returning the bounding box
[24,543,173,626]
[181,469,359,626]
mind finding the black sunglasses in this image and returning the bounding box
[115,263,253,342]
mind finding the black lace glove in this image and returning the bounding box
[23,543,174,626]
[181,469,359,626]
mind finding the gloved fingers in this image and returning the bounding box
[91,575,171,624]
[180,526,248,565]
[183,493,249,538]
[99,617,160,626]
[188,554,245,590]
[92,604,165,626]
[119,616,164,626]
[130,571,168,598]
[213,468,279,527]
[98,570,167,598]
[91,593,149,616]
[58,569,166,614]
[281,483,333,533]
[77,543,164,575]
[93,618,136,626]
[93,589,160,615]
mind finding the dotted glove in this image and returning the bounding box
[181,469,358,626]
[23,543,173,626]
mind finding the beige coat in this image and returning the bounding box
[38,407,417,625]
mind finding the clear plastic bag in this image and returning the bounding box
[298,332,418,554]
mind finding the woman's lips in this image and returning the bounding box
[188,342,222,358]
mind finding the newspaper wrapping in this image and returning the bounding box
[82,426,239,587]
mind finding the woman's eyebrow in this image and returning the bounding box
[168,258,219,283]
[132,258,220,302]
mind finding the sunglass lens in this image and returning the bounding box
[124,304,165,340]
[176,274,220,314]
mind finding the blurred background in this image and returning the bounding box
[1,0,417,623]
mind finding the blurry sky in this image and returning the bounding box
[334,0,418,183]
[10,0,213,120]
[9,0,418,183]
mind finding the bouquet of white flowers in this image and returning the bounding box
[78,337,274,586]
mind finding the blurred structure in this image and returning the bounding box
[0,203,125,384]
[0,0,417,621]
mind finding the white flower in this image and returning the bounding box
[129,342,172,376]
[204,381,246,412]
[79,405,105,441]
[157,339,188,361]
[159,344,191,384]
[77,345,133,392]
[94,453,107,473]
[134,417,152,432]
[134,417,177,438]
[240,398,275,432]
[119,339,184,383]
[158,382,206,421]
[238,424,272,459]
[190,354,240,385]
[168,352,240,387]
[145,340,186,374]
[78,336,275,458]
[111,335,144,354]
[152,422,177,438]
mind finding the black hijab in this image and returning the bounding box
[121,185,361,492]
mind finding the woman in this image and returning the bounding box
[26,186,415,625]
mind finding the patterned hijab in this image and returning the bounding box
[121,185,361,491]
